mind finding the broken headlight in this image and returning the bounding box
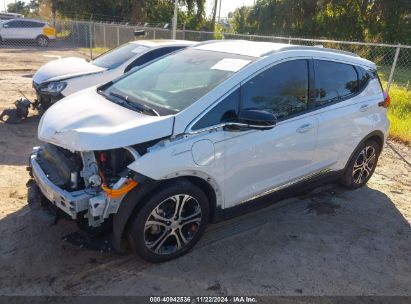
[39,81,67,95]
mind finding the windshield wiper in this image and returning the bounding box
[109,91,160,116]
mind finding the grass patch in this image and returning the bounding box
[56,30,71,39]
[378,66,411,145]
[386,85,411,144]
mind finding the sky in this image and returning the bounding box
[1,0,8,12]
[2,0,256,18]
[1,0,23,12]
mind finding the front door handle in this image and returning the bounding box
[296,123,314,133]
[360,104,370,112]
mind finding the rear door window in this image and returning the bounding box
[356,66,380,91]
[314,60,359,106]
[26,21,45,28]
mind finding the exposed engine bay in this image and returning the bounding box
[29,142,152,229]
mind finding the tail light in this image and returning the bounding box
[379,91,391,108]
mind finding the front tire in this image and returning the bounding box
[341,139,381,189]
[36,35,49,47]
[128,180,209,263]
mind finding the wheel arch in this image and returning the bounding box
[36,34,49,46]
[180,175,218,222]
[36,34,48,39]
[344,130,385,171]
[112,173,221,252]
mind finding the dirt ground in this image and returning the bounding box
[0,47,410,296]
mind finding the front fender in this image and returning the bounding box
[112,180,159,252]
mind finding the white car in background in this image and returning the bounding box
[32,40,195,109]
[0,18,56,46]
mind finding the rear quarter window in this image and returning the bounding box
[356,66,380,91]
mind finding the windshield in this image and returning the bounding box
[104,49,254,113]
[92,43,149,69]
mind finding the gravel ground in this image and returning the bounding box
[0,47,410,296]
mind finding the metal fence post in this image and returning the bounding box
[89,15,93,60]
[93,22,96,50]
[386,44,401,92]
[117,26,120,46]
[103,25,106,48]
[71,21,75,46]
[153,29,156,40]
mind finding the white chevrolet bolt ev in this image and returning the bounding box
[29,40,390,262]
[32,40,195,109]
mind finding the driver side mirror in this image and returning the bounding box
[226,109,277,131]
[3,24,9,28]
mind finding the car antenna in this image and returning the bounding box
[18,89,29,100]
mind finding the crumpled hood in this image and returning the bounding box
[38,87,174,151]
[33,57,106,84]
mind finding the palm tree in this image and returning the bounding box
[211,0,218,31]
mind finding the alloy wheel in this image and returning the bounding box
[352,145,377,185]
[37,36,48,47]
[144,194,202,255]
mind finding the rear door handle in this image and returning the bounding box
[360,104,370,112]
[296,123,314,133]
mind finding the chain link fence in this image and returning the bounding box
[223,32,411,91]
[0,18,409,91]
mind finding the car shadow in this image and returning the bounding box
[0,183,410,295]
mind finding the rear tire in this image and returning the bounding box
[341,139,381,189]
[36,35,49,47]
[128,180,209,263]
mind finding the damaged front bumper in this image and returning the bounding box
[33,82,65,109]
[29,147,92,219]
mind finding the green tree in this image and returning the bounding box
[229,0,411,43]
[231,5,255,34]
[7,1,30,15]
[28,0,40,13]
[41,0,206,29]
